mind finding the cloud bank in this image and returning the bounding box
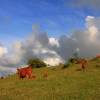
[0,15,100,76]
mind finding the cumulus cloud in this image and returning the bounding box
[86,16,100,43]
[0,32,63,67]
[1,15,100,76]
[0,46,8,58]
[49,37,59,47]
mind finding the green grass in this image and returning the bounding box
[0,61,100,100]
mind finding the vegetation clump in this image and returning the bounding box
[27,58,47,68]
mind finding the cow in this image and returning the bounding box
[75,59,87,71]
[17,66,33,79]
[43,70,48,79]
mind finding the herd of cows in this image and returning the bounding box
[1,55,100,80]
[16,58,87,79]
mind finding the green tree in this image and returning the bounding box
[27,58,47,68]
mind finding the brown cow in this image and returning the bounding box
[76,59,87,71]
[43,70,48,79]
[17,66,33,79]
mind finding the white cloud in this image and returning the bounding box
[44,56,63,66]
[0,32,63,67]
[49,37,59,47]
[0,46,8,58]
[86,16,100,42]
[88,25,98,41]
[1,15,100,76]
[86,16,94,22]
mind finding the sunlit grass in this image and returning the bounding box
[0,61,100,100]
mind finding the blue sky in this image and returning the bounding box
[0,0,100,46]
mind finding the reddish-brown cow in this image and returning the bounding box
[17,66,33,79]
[76,59,87,71]
[43,71,48,79]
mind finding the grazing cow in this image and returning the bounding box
[81,59,87,70]
[17,66,33,79]
[43,71,48,79]
[76,59,87,71]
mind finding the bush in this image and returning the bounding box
[62,62,70,69]
[62,57,77,69]
[63,64,69,69]
[69,58,76,63]
[27,58,47,68]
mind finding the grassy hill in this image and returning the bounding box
[0,60,100,100]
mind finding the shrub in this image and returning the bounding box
[63,63,69,69]
[62,57,78,69]
[62,62,71,69]
[27,58,47,68]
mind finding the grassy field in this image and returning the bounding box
[0,60,100,100]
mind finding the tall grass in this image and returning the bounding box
[0,62,100,100]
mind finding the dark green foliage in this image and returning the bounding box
[62,63,70,69]
[62,57,78,69]
[27,58,47,68]
[69,58,76,63]
[62,61,71,69]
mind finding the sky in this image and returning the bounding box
[0,0,100,44]
[0,0,87,45]
[1,0,100,76]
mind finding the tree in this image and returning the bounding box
[27,58,47,68]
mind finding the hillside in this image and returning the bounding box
[0,60,100,100]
